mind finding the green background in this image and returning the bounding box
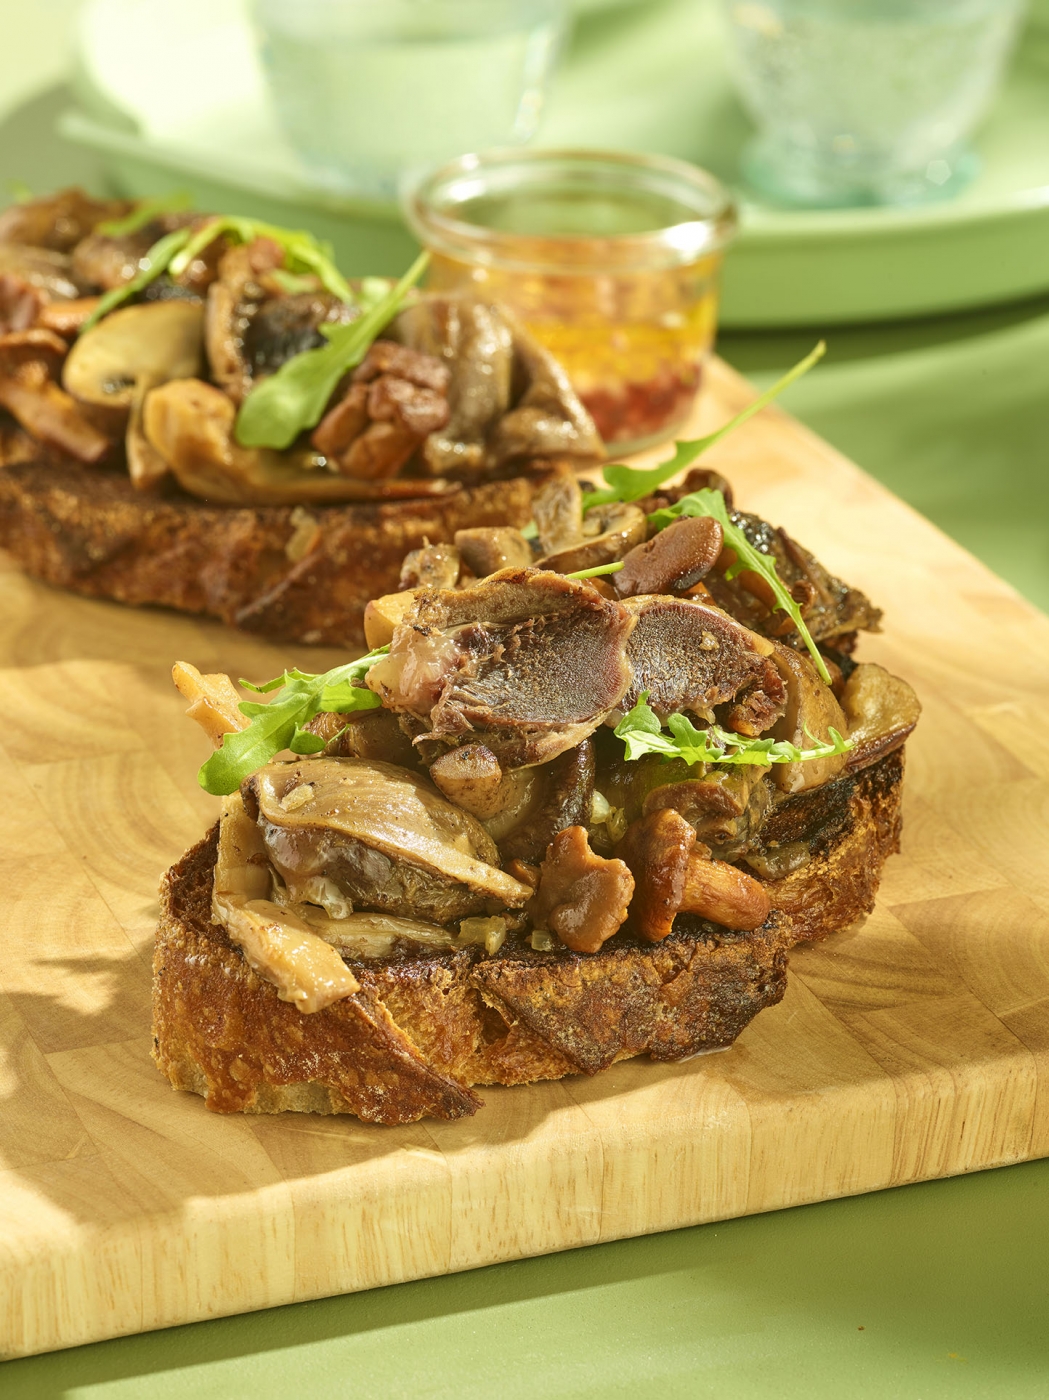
[2,2,1048,1394]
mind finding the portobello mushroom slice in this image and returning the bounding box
[367,567,636,769]
[242,757,533,923]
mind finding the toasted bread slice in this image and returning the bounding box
[0,455,543,647]
[152,751,904,1125]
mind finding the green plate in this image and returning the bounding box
[63,0,1049,326]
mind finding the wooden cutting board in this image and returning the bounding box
[3,357,1048,1361]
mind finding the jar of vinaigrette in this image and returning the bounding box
[405,149,737,455]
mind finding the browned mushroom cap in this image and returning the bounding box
[399,542,461,590]
[614,515,724,598]
[541,501,648,575]
[616,808,770,940]
[532,463,583,554]
[0,189,131,252]
[63,301,206,489]
[617,595,787,736]
[642,766,772,858]
[840,662,920,772]
[304,706,421,769]
[530,825,634,953]
[454,526,533,578]
[0,328,111,462]
[429,744,508,819]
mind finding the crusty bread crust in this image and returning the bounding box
[153,829,791,1124]
[151,751,905,1124]
[0,456,541,647]
[757,750,905,946]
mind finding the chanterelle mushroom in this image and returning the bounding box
[63,301,205,489]
[242,757,533,924]
[617,808,771,939]
[530,825,635,953]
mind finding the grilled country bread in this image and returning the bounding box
[152,750,903,1125]
[0,454,542,646]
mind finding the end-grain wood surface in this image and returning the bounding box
[2,358,1048,1360]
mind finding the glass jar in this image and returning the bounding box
[405,149,737,455]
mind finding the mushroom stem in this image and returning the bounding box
[680,850,770,932]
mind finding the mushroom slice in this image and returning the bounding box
[399,542,461,591]
[367,568,637,770]
[0,188,130,252]
[614,515,724,598]
[0,328,110,462]
[244,757,533,924]
[143,378,455,506]
[616,595,787,736]
[63,301,206,488]
[213,794,360,1014]
[840,662,920,772]
[454,526,532,578]
[532,464,584,555]
[541,501,647,575]
[616,808,770,939]
[530,825,634,953]
[767,641,851,794]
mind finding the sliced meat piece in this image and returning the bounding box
[616,595,787,736]
[367,568,636,769]
[353,338,450,393]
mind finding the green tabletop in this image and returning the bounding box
[2,6,1049,1395]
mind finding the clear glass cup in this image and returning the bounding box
[250,0,568,202]
[405,148,737,454]
[720,0,1028,207]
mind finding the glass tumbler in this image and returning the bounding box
[250,0,568,201]
[406,148,737,454]
[720,0,1028,207]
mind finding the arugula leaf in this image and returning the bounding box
[565,561,625,580]
[167,214,355,303]
[96,191,193,238]
[582,341,826,512]
[79,226,194,333]
[648,486,831,683]
[233,250,429,451]
[614,693,853,767]
[199,649,387,795]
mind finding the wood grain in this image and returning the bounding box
[2,357,1048,1359]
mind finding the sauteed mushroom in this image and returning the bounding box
[530,825,634,953]
[143,379,456,505]
[767,641,850,793]
[617,808,771,938]
[243,757,533,923]
[63,301,205,488]
[614,515,724,598]
[540,501,648,576]
[0,329,110,462]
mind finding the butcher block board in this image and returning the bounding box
[3,357,1049,1361]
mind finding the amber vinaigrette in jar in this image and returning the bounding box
[406,149,737,454]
